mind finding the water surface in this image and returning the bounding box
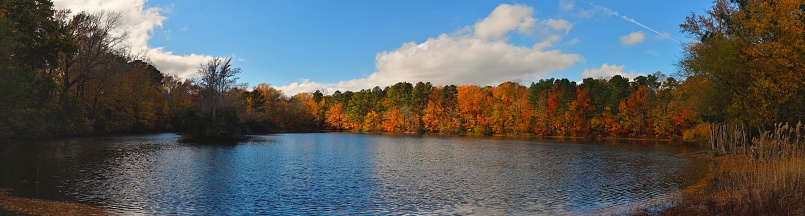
[0,133,707,215]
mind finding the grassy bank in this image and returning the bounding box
[659,155,805,215]
[658,123,805,215]
[0,189,106,215]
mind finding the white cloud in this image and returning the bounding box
[621,16,679,43]
[473,4,536,40]
[577,3,619,18]
[533,34,563,50]
[144,48,211,78]
[564,2,679,44]
[541,19,572,34]
[278,4,582,95]
[620,31,645,46]
[279,79,334,96]
[565,38,580,46]
[581,63,644,79]
[559,0,575,11]
[53,0,215,79]
[645,50,661,57]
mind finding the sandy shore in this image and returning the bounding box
[0,189,106,216]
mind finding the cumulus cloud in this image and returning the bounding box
[278,4,582,95]
[581,63,644,79]
[620,31,645,46]
[145,48,211,78]
[279,79,334,96]
[559,0,575,11]
[53,0,214,79]
[541,19,572,34]
[473,4,536,40]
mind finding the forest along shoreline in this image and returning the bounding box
[3,2,710,142]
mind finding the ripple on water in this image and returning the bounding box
[0,133,708,215]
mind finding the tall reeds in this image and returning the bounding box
[708,121,804,159]
[665,122,805,215]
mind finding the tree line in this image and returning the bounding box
[2,0,802,141]
[306,73,703,139]
[0,0,302,140]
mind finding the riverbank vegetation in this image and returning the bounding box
[656,0,805,214]
[661,123,805,215]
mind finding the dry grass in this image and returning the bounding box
[0,189,106,216]
[661,123,805,215]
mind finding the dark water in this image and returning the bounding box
[0,133,707,215]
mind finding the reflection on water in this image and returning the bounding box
[0,133,707,215]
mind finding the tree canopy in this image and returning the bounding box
[1,0,802,141]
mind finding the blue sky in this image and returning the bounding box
[54,0,713,95]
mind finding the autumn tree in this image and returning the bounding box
[736,0,805,126]
[237,87,271,133]
[458,85,492,134]
[163,75,195,122]
[326,103,347,130]
[491,82,529,135]
[197,57,241,119]
[422,86,444,133]
[528,79,554,135]
[0,0,73,138]
[177,57,244,139]
[439,85,461,133]
[411,82,433,132]
[384,82,415,132]
[667,77,700,137]
[346,90,370,130]
[57,11,127,118]
[680,0,805,128]
[625,85,651,137]
[0,8,51,138]
[568,88,593,136]
[92,59,166,132]
[2,0,73,72]
[579,78,610,136]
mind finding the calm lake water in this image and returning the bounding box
[0,133,707,215]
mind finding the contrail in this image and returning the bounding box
[584,1,681,44]
[621,16,680,43]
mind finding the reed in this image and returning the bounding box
[662,122,805,215]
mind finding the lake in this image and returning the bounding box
[0,133,707,215]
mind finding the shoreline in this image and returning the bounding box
[584,151,714,215]
[3,130,709,145]
[657,152,805,215]
[0,189,106,215]
[327,130,707,145]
